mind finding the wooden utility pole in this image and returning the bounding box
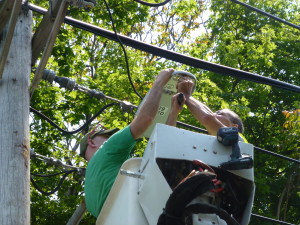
[0,8,32,225]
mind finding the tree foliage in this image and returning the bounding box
[29,0,299,224]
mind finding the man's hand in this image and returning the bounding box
[166,92,186,126]
[131,68,174,139]
[171,92,186,114]
[153,68,175,88]
[177,78,194,98]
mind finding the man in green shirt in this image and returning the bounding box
[80,68,181,217]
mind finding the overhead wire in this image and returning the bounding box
[251,213,295,225]
[28,2,299,223]
[254,146,300,164]
[30,102,118,135]
[133,0,172,7]
[30,143,86,196]
[31,170,79,178]
[29,1,300,172]
[28,3,300,93]
[31,150,85,171]
[31,169,79,196]
[37,72,300,165]
[230,0,300,30]
[40,69,207,132]
[102,0,143,100]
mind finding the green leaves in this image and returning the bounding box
[29,0,300,224]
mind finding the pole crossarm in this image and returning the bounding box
[0,0,22,80]
[28,3,300,94]
[0,0,22,33]
[31,0,94,65]
[30,0,68,95]
[31,0,68,66]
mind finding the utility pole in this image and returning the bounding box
[0,7,32,225]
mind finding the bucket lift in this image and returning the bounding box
[96,124,255,225]
[96,71,254,224]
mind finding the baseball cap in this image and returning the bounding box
[79,128,119,158]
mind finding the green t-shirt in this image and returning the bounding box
[84,125,136,217]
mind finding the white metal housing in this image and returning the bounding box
[96,124,255,225]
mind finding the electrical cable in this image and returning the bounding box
[28,3,300,223]
[31,169,78,178]
[102,0,143,100]
[177,121,207,133]
[41,70,207,133]
[31,150,85,171]
[251,213,295,225]
[30,99,300,164]
[133,0,172,7]
[40,71,300,165]
[28,3,300,94]
[30,102,118,135]
[230,0,300,30]
[57,83,300,166]
[30,169,78,196]
[179,121,299,164]
[254,146,300,164]
[41,69,137,109]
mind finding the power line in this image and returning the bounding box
[28,3,300,94]
[177,121,207,133]
[31,149,86,171]
[27,3,300,224]
[254,146,300,164]
[133,0,172,7]
[40,72,300,165]
[31,170,78,178]
[230,0,300,30]
[31,150,85,196]
[251,213,295,225]
[31,169,79,196]
[102,0,143,100]
[41,69,136,107]
[30,102,118,135]
[41,69,206,132]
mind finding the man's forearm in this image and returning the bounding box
[185,96,224,135]
[130,69,174,139]
[138,84,164,121]
[185,96,214,123]
[166,110,179,126]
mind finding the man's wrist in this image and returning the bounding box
[184,95,192,102]
[151,82,164,91]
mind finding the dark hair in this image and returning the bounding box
[215,109,244,133]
